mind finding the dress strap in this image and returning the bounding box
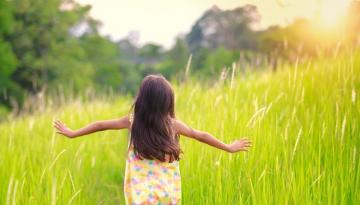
[129,113,134,126]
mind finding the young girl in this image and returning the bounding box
[54,74,251,205]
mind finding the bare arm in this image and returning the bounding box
[173,119,251,153]
[53,116,130,138]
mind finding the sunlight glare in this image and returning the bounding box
[318,0,350,28]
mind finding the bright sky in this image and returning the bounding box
[76,0,352,48]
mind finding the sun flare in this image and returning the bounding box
[318,0,350,28]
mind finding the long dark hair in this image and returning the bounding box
[130,74,181,162]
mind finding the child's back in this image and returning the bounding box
[124,114,181,204]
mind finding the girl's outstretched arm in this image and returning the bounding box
[174,119,251,153]
[53,116,130,138]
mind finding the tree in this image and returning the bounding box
[7,0,98,95]
[157,37,189,79]
[0,0,21,109]
[80,34,122,91]
[203,47,237,75]
[186,5,260,52]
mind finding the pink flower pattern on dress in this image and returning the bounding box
[124,113,181,205]
[124,147,181,205]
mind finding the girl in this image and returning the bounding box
[54,74,251,205]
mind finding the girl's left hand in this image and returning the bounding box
[53,120,75,138]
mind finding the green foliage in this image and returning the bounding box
[80,34,122,91]
[9,0,95,89]
[1,1,360,115]
[203,47,237,75]
[157,38,189,79]
[186,5,260,52]
[138,43,163,60]
[0,0,20,108]
[0,105,9,117]
[0,0,126,111]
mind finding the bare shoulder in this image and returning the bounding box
[122,115,130,124]
[171,118,194,136]
[113,115,131,129]
[171,118,182,132]
[123,114,131,129]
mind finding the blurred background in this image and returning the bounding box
[0,0,359,116]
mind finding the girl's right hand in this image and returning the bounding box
[227,138,252,153]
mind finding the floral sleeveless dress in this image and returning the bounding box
[124,115,181,205]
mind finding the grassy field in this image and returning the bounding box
[1,49,360,204]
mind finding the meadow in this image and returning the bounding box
[1,49,359,204]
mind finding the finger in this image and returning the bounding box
[55,120,64,125]
[242,139,251,142]
[239,140,251,145]
[57,120,65,127]
[53,123,59,129]
[60,122,67,128]
[55,121,65,129]
[53,122,61,128]
[242,140,251,144]
[239,144,250,149]
[239,139,250,143]
[54,121,62,127]
[54,124,63,131]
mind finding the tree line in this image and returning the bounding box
[0,0,359,115]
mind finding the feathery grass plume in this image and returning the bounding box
[352,89,356,104]
[246,106,266,128]
[67,189,82,205]
[230,62,236,89]
[51,177,57,205]
[6,175,14,205]
[292,127,303,162]
[184,54,192,82]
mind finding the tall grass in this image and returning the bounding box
[1,49,359,204]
